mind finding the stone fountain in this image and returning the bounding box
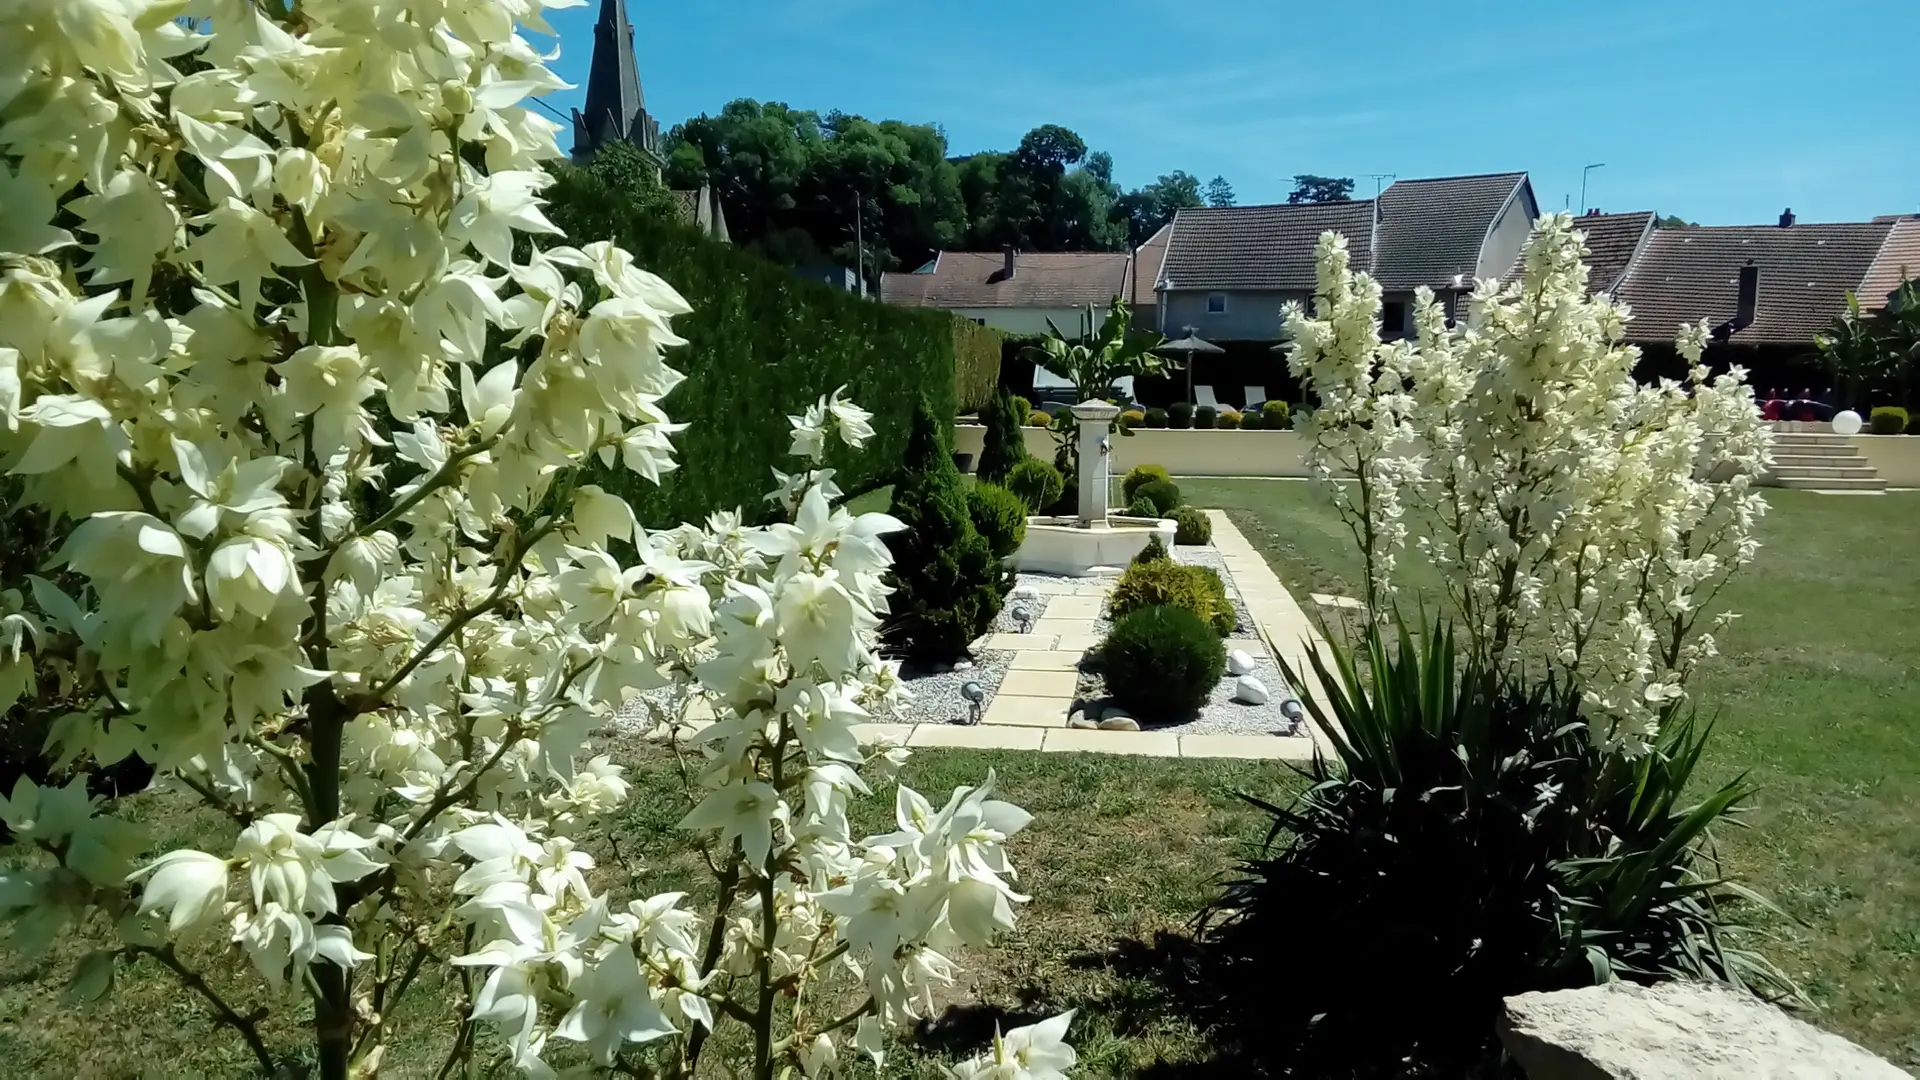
[1013,399,1176,576]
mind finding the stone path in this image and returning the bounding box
[898,510,1342,761]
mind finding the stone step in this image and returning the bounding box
[1770,452,1865,467]
[1771,433,1858,447]
[1766,475,1889,491]
[1763,465,1882,480]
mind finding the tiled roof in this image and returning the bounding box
[879,251,1132,309]
[1160,201,1375,291]
[1500,211,1655,293]
[1615,222,1896,345]
[1130,223,1171,307]
[1858,218,1920,311]
[1373,172,1528,289]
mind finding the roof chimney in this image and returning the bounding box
[1002,247,1017,281]
[1713,261,1761,342]
[1778,207,1796,228]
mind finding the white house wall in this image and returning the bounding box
[1159,289,1304,341]
[946,307,1095,337]
[1477,188,1538,281]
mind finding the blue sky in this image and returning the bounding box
[536,0,1918,226]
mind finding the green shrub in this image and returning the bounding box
[1239,410,1264,430]
[1168,401,1194,429]
[1119,409,1147,431]
[967,482,1028,561]
[952,319,1003,414]
[1144,407,1168,429]
[882,401,1009,662]
[1094,605,1226,720]
[1261,400,1292,430]
[1009,395,1032,418]
[1171,506,1212,545]
[1135,477,1182,516]
[1122,464,1171,504]
[1127,496,1159,518]
[545,167,958,527]
[1911,412,1920,435]
[1216,408,1240,430]
[1194,618,1796,1075]
[976,390,1029,483]
[1870,406,1909,434]
[1027,410,1052,428]
[1110,557,1234,636]
[1194,405,1217,430]
[1132,535,1170,566]
[1005,458,1065,514]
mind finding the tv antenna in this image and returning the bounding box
[1368,173,1396,200]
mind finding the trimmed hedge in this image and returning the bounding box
[545,168,958,527]
[1122,464,1171,504]
[1870,406,1909,435]
[1110,558,1235,636]
[1171,506,1212,545]
[1135,478,1182,516]
[1262,400,1292,430]
[1168,401,1194,429]
[968,483,1029,561]
[1095,605,1227,720]
[953,319,1004,414]
[1194,405,1218,430]
[1007,458,1065,513]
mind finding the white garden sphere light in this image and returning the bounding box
[1833,410,1864,436]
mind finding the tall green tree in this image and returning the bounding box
[882,400,1009,662]
[1204,174,1237,208]
[1119,170,1204,242]
[1287,174,1356,204]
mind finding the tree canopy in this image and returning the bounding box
[661,99,1231,274]
[1288,174,1357,204]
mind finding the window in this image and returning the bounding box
[1206,293,1228,314]
[1381,300,1408,336]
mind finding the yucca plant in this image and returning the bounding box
[1191,615,1797,1077]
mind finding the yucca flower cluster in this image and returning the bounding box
[0,1,1071,1075]
[1284,216,1773,753]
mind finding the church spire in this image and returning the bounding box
[571,0,660,164]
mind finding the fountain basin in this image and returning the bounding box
[1014,515,1176,577]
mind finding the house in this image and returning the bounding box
[1128,223,1172,331]
[878,249,1135,336]
[569,0,731,242]
[1507,209,1657,296]
[1612,211,1920,347]
[1155,172,1539,341]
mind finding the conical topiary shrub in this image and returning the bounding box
[977,389,1030,483]
[883,399,1010,662]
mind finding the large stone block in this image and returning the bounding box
[1500,981,1907,1080]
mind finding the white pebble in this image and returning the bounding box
[1067,711,1098,730]
[1226,649,1256,676]
[1098,716,1141,732]
[1233,675,1270,705]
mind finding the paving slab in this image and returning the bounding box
[1055,632,1104,653]
[1009,650,1083,671]
[1180,733,1316,761]
[980,694,1070,727]
[995,669,1080,698]
[908,724,1046,750]
[1042,728,1182,757]
[1029,618,1099,639]
[1040,595,1106,620]
[979,632,1057,651]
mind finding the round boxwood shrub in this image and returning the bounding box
[1194,405,1218,430]
[1133,535,1170,565]
[1110,557,1234,636]
[1171,506,1212,546]
[1262,400,1292,430]
[1144,406,1168,429]
[1027,410,1052,428]
[1168,401,1194,429]
[1240,409,1264,430]
[1120,408,1147,431]
[1127,496,1159,518]
[1135,477,1182,516]
[1122,464,1171,504]
[1870,406,1909,434]
[1010,395,1032,417]
[1216,408,1241,430]
[1094,605,1227,720]
[967,482,1029,560]
[1006,457,1065,513]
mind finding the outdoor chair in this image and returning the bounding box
[1194,385,1221,409]
[1244,385,1267,410]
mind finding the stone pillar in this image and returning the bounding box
[1071,399,1121,527]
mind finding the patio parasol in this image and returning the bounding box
[1155,326,1224,403]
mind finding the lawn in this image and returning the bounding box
[1185,478,1920,1067]
[3,480,1914,1075]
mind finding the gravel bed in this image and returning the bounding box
[879,649,1017,726]
[1067,542,1308,738]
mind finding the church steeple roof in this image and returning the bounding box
[572,0,660,163]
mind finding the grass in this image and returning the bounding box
[5,479,1915,1074]
[1184,478,1920,1067]
[0,740,1298,1077]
